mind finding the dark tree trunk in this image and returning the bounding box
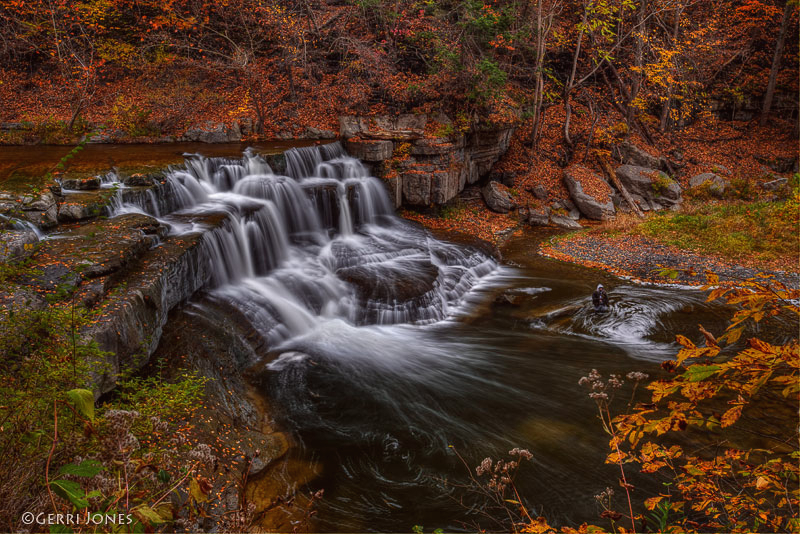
[760,1,792,125]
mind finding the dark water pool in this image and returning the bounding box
[255,232,733,532]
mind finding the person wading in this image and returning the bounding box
[592,283,609,312]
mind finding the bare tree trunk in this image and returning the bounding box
[598,155,644,218]
[760,1,792,126]
[530,0,558,153]
[563,4,587,149]
[659,5,683,132]
[627,0,647,128]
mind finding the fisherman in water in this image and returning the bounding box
[592,283,609,312]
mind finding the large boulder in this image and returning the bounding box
[482,181,515,213]
[527,206,550,226]
[615,165,682,210]
[619,141,663,170]
[550,213,582,230]
[688,172,729,197]
[563,165,615,221]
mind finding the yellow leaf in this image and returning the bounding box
[720,405,742,428]
[755,476,770,491]
[189,477,209,504]
[644,496,663,510]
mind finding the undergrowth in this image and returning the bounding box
[0,262,218,532]
[634,195,798,266]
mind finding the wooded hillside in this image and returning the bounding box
[1,0,797,144]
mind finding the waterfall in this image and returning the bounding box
[0,213,43,239]
[108,142,501,346]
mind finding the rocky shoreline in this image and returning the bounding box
[540,232,800,288]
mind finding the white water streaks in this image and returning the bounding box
[109,143,504,344]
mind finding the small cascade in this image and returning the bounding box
[285,141,345,179]
[106,141,500,347]
[0,213,43,239]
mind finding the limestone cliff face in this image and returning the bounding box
[340,115,514,207]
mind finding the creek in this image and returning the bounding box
[38,143,739,530]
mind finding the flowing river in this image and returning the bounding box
[102,143,737,531]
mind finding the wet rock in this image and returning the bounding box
[31,214,161,280]
[0,230,38,261]
[482,181,515,213]
[615,165,681,210]
[338,260,439,304]
[123,173,155,187]
[247,432,290,477]
[563,165,615,221]
[494,292,524,306]
[58,191,114,222]
[550,214,582,230]
[262,153,287,175]
[0,190,58,229]
[688,172,728,197]
[61,176,101,190]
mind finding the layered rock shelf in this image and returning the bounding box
[340,114,514,207]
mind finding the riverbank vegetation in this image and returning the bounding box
[636,195,799,267]
[538,180,799,286]
[0,259,242,532]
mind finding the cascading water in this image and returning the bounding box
[110,142,502,345]
[0,213,43,239]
